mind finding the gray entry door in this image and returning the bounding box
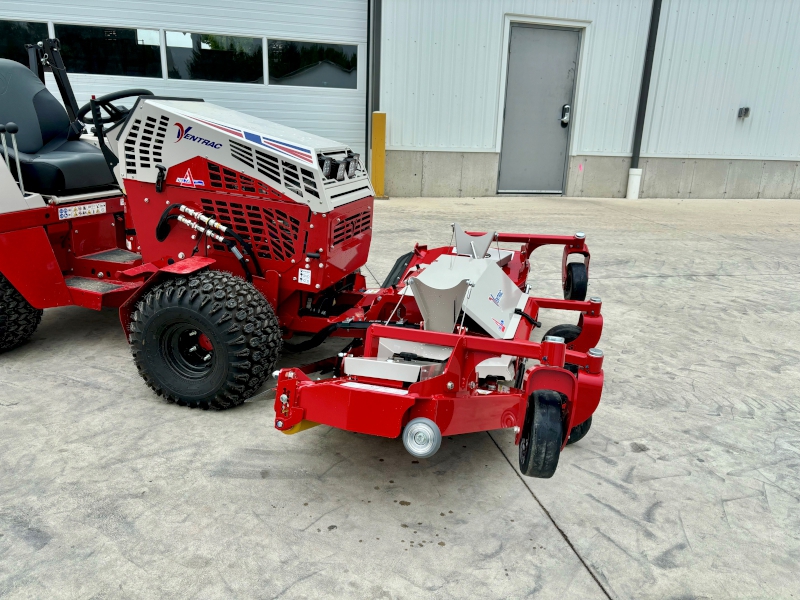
[498,25,580,194]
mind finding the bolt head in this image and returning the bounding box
[319,263,324,268]
[279,394,288,403]
[286,372,294,379]
[144,198,149,203]
[315,284,321,289]
[178,252,185,259]
[276,420,284,428]
[446,381,455,390]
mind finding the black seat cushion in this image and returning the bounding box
[0,58,116,195]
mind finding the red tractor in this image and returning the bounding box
[0,43,604,477]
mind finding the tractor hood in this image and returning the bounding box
[116,98,373,213]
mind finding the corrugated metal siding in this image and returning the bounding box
[380,0,653,154]
[0,0,368,154]
[642,0,800,159]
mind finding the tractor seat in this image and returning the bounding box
[0,59,116,196]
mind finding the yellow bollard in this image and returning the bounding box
[371,111,386,198]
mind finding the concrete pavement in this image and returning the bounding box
[1,197,799,599]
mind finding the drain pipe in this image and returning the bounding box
[627,0,663,200]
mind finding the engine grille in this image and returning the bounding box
[123,114,168,176]
[200,196,307,262]
[332,209,372,246]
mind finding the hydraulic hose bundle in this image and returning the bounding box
[155,203,264,280]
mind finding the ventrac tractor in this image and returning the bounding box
[0,41,605,477]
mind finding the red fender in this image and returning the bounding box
[117,256,216,341]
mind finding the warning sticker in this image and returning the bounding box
[298,268,312,285]
[58,202,107,220]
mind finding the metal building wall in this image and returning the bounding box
[0,0,368,154]
[380,0,653,155]
[642,0,800,160]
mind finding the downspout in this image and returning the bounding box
[627,0,663,199]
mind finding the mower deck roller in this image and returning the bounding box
[0,50,604,477]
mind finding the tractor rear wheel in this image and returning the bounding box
[130,270,281,409]
[567,416,592,445]
[518,389,563,478]
[0,273,43,353]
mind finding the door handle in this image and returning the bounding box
[561,104,571,126]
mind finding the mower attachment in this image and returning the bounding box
[274,226,605,479]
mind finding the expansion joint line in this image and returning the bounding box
[487,432,614,600]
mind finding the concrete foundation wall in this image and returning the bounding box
[567,156,800,199]
[386,150,800,199]
[385,151,499,197]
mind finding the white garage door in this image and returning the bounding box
[0,1,368,154]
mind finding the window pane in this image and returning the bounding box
[54,24,161,77]
[0,20,48,65]
[268,40,357,89]
[166,32,263,83]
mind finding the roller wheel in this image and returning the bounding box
[564,263,588,301]
[130,270,281,409]
[567,416,592,445]
[0,273,43,353]
[519,389,564,478]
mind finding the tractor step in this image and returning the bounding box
[82,248,142,263]
[65,276,141,311]
[66,277,124,293]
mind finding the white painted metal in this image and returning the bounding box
[381,0,800,161]
[118,99,373,213]
[0,0,368,154]
[0,161,29,214]
[641,0,800,160]
[380,0,652,155]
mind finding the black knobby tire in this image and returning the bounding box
[564,263,588,301]
[518,389,564,478]
[0,273,43,353]
[130,270,281,409]
[567,416,592,446]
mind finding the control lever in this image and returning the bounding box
[4,123,24,194]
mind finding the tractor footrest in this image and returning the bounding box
[66,277,124,293]
[65,276,141,310]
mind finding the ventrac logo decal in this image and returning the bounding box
[174,123,223,149]
[489,289,503,306]
[492,318,506,333]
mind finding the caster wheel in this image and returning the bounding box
[403,418,442,458]
[564,263,588,301]
[519,390,563,478]
[567,416,592,445]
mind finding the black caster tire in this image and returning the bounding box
[567,416,592,445]
[130,270,281,409]
[0,273,43,353]
[519,389,564,478]
[542,324,581,345]
[564,263,588,301]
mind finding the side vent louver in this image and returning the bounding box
[123,118,141,176]
[281,161,303,197]
[255,149,281,185]
[122,114,169,176]
[230,140,255,169]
